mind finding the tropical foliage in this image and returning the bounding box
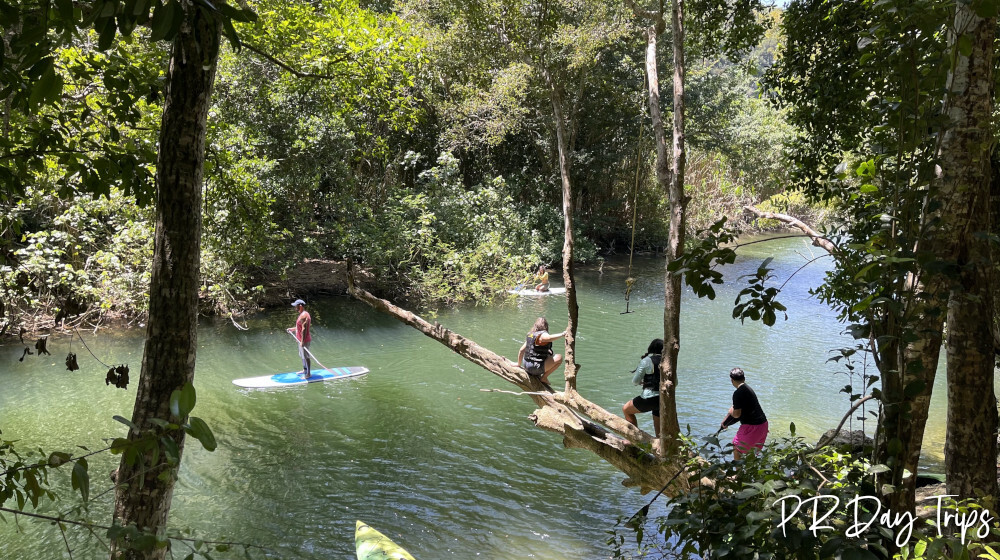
[3,0,997,558]
[609,430,1000,560]
[1,0,791,331]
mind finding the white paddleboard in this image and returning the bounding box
[233,366,369,388]
[508,287,567,296]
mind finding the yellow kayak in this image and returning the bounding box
[355,520,416,560]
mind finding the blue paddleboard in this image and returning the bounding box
[233,366,369,388]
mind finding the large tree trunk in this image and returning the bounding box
[545,77,580,393]
[941,7,998,505]
[636,5,682,457]
[883,318,941,512]
[111,5,221,559]
[655,0,685,455]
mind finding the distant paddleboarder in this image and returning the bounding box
[533,264,550,292]
[286,299,312,379]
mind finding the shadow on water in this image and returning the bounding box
[0,237,964,558]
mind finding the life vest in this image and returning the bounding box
[523,332,553,375]
[641,354,662,392]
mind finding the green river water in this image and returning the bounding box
[0,237,960,559]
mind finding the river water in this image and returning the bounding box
[0,237,959,559]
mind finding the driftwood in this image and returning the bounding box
[347,267,686,494]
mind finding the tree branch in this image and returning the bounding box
[241,42,345,81]
[810,394,876,453]
[743,206,840,255]
[0,507,269,552]
[481,388,551,397]
[1,445,112,477]
[623,0,663,27]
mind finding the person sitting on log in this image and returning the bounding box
[515,316,566,385]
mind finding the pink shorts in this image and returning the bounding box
[733,422,768,454]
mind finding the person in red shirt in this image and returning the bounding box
[286,299,312,378]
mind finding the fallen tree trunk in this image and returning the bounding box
[347,268,686,494]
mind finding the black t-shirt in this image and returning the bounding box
[732,383,767,425]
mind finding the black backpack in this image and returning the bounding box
[523,333,549,375]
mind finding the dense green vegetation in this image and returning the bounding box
[0,0,791,331]
[3,0,999,559]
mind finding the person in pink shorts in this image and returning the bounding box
[719,367,768,459]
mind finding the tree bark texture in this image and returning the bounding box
[347,272,689,494]
[655,0,685,454]
[111,5,221,559]
[546,78,580,393]
[940,7,998,506]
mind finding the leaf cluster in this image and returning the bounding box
[110,383,217,483]
[611,427,1000,559]
[0,382,242,558]
[732,256,787,326]
[0,0,255,204]
[667,217,737,299]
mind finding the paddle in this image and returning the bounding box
[512,274,533,292]
[625,427,725,526]
[286,329,333,375]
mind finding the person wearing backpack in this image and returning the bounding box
[622,339,664,437]
[514,317,567,384]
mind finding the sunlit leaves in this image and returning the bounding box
[185,417,217,452]
[732,257,788,327]
[0,0,259,205]
[687,0,770,60]
[169,382,196,418]
[667,217,738,300]
[235,0,419,120]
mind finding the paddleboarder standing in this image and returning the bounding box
[287,299,312,378]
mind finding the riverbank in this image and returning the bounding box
[1,224,820,341]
